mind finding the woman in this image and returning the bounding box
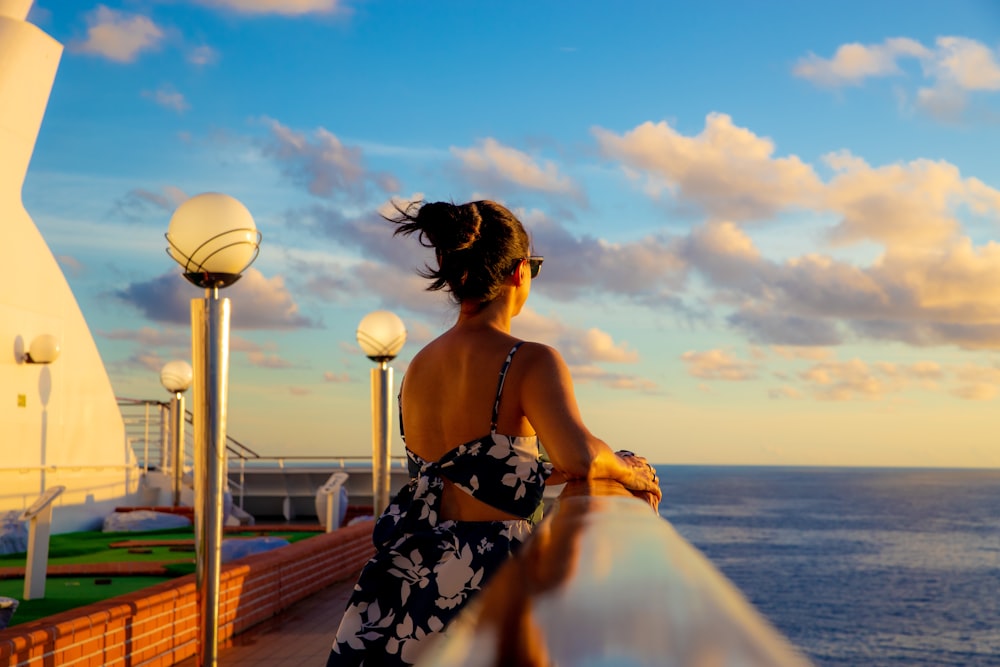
[327,200,662,666]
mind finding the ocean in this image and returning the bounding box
[657,466,1000,667]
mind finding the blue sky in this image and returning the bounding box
[21,0,1000,467]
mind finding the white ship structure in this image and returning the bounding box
[0,0,144,535]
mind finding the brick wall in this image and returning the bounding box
[0,521,374,667]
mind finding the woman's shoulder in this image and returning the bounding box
[512,339,560,358]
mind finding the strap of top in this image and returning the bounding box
[490,342,525,432]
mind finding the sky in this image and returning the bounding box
[19,0,1000,468]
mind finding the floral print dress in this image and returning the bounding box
[328,343,552,666]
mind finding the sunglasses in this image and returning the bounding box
[511,255,544,279]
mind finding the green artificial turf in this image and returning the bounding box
[0,576,174,626]
[0,528,319,627]
[0,528,317,567]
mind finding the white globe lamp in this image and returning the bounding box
[165,192,260,288]
[357,310,407,362]
[160,360,193,394]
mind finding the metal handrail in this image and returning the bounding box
[117,396,262,466]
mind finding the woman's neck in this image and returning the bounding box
[455,297,513,333]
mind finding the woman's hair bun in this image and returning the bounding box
[417,201,483,253]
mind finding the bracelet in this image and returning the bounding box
[616,449,636,457]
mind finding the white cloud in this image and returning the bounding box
[72,6,164,63]
[451,138,579,196]
[799,358,888,401]
[795,36,1000,123]
[927,37,1000,91]
[680,349,758,381]
[187,45,219,66]
[593,113,823,221]
[793,38,929,87]
[142,85,190,113]
[510,308,655,391]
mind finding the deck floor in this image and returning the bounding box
[172,577,354,666]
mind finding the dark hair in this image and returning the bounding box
[386,199,530,306]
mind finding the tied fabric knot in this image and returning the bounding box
[374,455,445,549]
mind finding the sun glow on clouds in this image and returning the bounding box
[687,347,1000,402]
[593,113,822,221]
[451,139,579,196]
[71,5,164,63]
[49,3,1000,465]
[512,308,653,391]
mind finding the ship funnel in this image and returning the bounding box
[0,1,33,21]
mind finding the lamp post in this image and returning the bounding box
[356,310,406,517]
[160,360,193,507]
[165,192,260,667]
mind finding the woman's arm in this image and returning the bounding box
[519,343,662,506]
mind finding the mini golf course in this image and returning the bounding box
[0,527,319,627]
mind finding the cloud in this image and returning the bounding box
[510,308,656,391]
[929,37,1000,91]
[262,119,399,200]
[71,6,164,63]
[246,350,293,368]
[112,187,187,225]
[799,358,889,400]
[822,152,1000,248]
[125,350,168,373]
[451,138,580,197]
[680,349,758,381]
[187,45,219,66]
[950,363,1000,400]
[192,0,346,15]
[594,117,1000,350]
[916,37,1000,121]
[679,220,761,288]
[768,386,803,400]
[593,113,823,221]
[794,36,1000,123]
[323,371,351,383]
[112,186,189,222]
[771,346,834,361]
[229,336,296,369]
[294,199,689,311]
[142,85,190,112]
[569,365,658,392]
[793,38,929,87]
[100,326,190,348]
[728,309,844,346]
[116,268,317,330]
[523,211,688,304]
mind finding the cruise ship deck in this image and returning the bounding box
[172,579,354,667]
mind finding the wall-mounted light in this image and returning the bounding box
[23,334,60,364]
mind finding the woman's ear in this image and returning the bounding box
[511,259,526,287]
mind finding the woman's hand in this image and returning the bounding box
[615,450,662,511]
